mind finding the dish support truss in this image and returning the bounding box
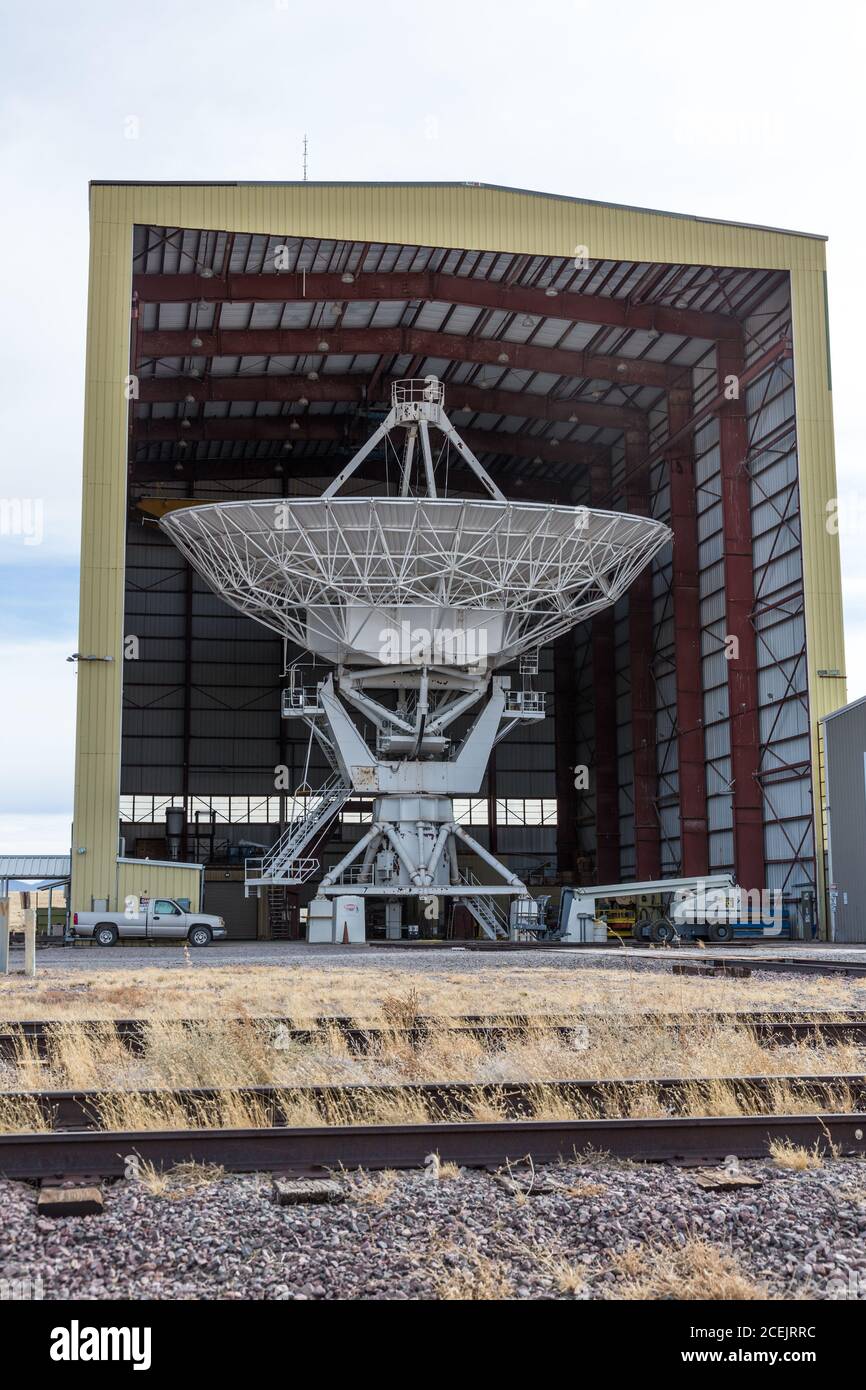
[161,379,671,940]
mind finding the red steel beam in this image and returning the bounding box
[590,337,792,511]
[666,388,709,876]
[130,460,559,502]
[717,341,765,894]
[137,326,680,389]
[625,428,661,880]
[134,271,740,341]
[138,373,646,431]
[133,417,608,466]
[590,461,620,882]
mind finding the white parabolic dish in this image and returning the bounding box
[161,495,671,669]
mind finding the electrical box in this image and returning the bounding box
[307,896,334,943]
[334,894,365,944]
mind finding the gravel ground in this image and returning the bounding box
[3,1157,866,1300]
[19,940,866,971]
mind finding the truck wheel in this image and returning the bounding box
[649,917,677,944]
[95,924,118,947]
[188,925,212,947]
[708,921,734,943]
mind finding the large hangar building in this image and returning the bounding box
[71,181,845,936]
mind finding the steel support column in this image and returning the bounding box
[667,389,709,876]
[486,747,498,858]
[625,429,661,880]
[553,630,579,877]
[590,462,620,881]
[180,485,194,859]
[717,342,764,893]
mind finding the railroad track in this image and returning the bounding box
[3,1011,866,1058]
[368,939,866,976]
[10,1071,866,1132]
[2,1103,865,1180]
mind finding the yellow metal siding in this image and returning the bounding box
[72,183,846,916]
[115,861,202,913]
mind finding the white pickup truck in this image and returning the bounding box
[71,897,227,947]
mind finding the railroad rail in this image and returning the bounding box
[2,1012,866,1058]
[1,1110,864,1181]
[10,1071,866,1132]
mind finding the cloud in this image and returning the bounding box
[0,814,71,856]
[0,640,77,821]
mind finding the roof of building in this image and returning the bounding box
[90,181,827,241]
[0,856,71,880]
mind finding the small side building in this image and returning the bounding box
[822,697,866,941]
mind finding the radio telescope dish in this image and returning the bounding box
[161,380,670,670]
[159,378,672,931]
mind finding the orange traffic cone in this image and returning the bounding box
[342,923,349,944]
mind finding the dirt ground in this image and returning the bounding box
[2,945,866,1021]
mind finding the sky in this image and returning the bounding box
[0,0,864,854]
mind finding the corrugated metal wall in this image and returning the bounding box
[824,701,866,941]
[573,278,816,895]
[114,860,201,913]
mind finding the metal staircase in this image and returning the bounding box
[245,774,351,890]
[456,870,510,940]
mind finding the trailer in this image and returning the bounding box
[558,875,788,944]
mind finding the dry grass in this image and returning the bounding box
[1,1007,865,1133]
[565,1181,606,1198]
[0,1089,50,1133]
[425,1152,461,1180]
[135,1159,225,1198]
[348,1169,399,1207]
[381,987,422,1030]
[544,1258,586,1296]
[2,1013,863,1097]
[434,1248,514,1300]
[835,1184,866,1205]
[1,959,864,1023]
[768,1138,824,1170]
[1,1067,860,1135]
[609,1236,769,1300]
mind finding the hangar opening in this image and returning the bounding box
[115,217,815,938]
